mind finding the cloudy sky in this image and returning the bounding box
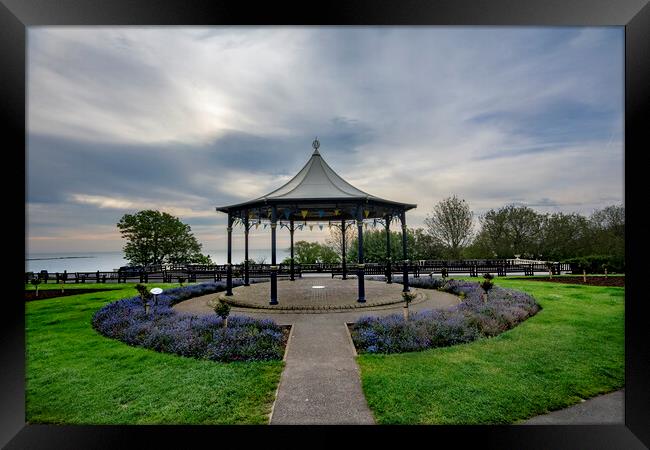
[27,26,624,255]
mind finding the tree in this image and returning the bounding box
[117,210,211,266]
[347,229,416,263]
[504,205,544,258]
[539,212,591,261]
[589,204,624,259]
[214,301,231,328]
[284,241,339,264]
[411,228,445,260]
[476,205,543,259]
[424,195,474,259]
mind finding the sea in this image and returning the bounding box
[25,249,291,273]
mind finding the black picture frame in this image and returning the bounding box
[3,0,648,448]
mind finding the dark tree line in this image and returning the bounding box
[291,198,624,271]
[465,203,624,265]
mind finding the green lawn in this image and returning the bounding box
[357,278,625,424]
[26,283,284,424]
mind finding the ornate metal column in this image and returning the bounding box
[270,206,278,305]
[400,209,410,292]
[341,219,347,280]
[244,213,250,286]
[289,219,295,281]
[226,213,233,296]
[385,215,392,284]
[357,207,366,302]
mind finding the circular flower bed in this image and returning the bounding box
[350,277,541,354]
[92,280,287,362]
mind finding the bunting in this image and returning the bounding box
[334,209,341,216]
[319,224,323,230]
[318,210,324,218]
[283,209,291,219]
[309,225,313,231]
[364,209,370,218]
[301,210,309,219]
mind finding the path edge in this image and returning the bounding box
[268,324,294,424]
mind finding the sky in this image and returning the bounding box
[26,26,624,256]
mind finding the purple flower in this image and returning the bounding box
[351,278,540,354]
[92,280,284,362]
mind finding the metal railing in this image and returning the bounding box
[25,259,572,284]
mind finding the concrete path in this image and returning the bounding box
[270,317,374,424]
[522,390,624,424]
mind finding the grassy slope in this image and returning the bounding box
[26,284,283,424]
[357,278,624,424]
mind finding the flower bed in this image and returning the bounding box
[350,277,541,354]
[92,280,287,362]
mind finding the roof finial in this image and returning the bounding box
[312,137,320,155]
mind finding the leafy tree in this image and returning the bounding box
[284,241,339,264]
[411,228,446,260]
[539,212,591,261]
[424,195,474,259]
[214,301,231,328]
[502,205,544,258]
[589,204,624,260]
[475,205,543,259]
[117,210,211,266]
[347,229,415,263]
[476,208,511,258]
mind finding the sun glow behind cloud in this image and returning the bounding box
[27,27,623,254]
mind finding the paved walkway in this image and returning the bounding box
[173,280,459,424]
[217,278,407,309]
[522,389,624,424]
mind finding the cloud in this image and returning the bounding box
[27,27,624,254]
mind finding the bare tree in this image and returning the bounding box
[424,195,474,259]
[325,223,356,259]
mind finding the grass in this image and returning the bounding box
[356,277,624,424]
[26,283,284,424]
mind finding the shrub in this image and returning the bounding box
[350,277,540,354]
[30,278,41,296]
[563,255,624,274]
[214,301,231,328]
[402,291,417,306]
[92,279,285,362]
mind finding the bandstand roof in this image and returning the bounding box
[216,139,416,221]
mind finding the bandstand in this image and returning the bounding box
[216,139,417,304]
